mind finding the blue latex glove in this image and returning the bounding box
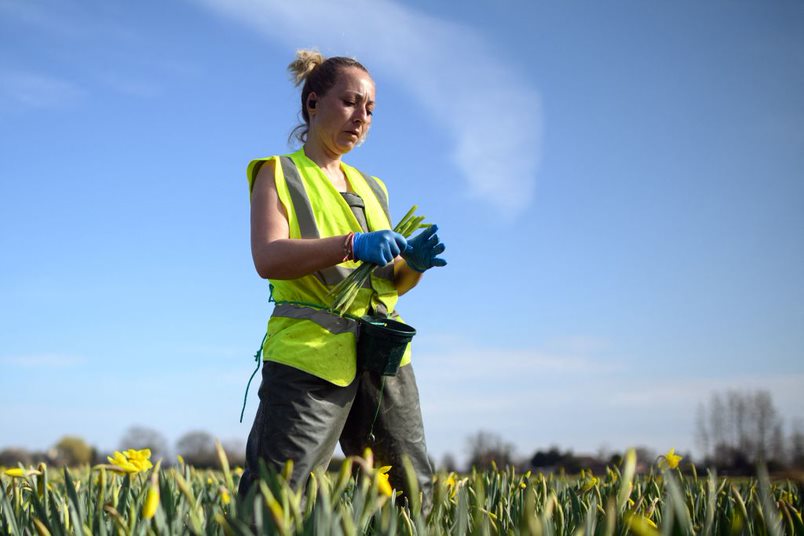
[401,224,447,272]
[352,230,408,266]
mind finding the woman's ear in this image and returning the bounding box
[307,92,318,114]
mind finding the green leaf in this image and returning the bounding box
[0,483,21,536]
[117,474,131,518]
[62,467,86,533]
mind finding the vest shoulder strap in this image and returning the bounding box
[279,155,319,239]
[355,170,391,225]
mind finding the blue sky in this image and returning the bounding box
[1,0,803,466]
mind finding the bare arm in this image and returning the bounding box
[250,159,347,280]
[393,258,423,296]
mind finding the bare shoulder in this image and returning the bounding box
[252,158,278,197]
[250,157,288,242]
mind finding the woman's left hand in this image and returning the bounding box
[401,224,447,273]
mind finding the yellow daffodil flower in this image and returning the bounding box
[376,465,393,497]
[142,460,161,520]
[4,467,41,478]
[658,448,683,470]
[606,467,619,482]
[142,484,160,519]
[445,473,457,488]
[107,451,139,474]
[443,472,473,497]
[107,448,153,474]
[624,512,660,536]
[4,467,26,478]
[446,474,466,499]
[220,487,231,505]
[124,449,153,471]
[581,474,599,493]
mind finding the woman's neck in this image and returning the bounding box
[302,142,342,177]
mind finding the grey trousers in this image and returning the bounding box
[238,360,433,511]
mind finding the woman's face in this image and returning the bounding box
[307,67,375,156]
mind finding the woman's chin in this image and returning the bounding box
[335,141,357,154]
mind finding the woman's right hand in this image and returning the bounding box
[352,230,408,266]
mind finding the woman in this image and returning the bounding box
[238,50,446,511]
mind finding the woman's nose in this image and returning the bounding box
[353,106,369,123]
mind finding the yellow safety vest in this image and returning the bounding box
[247,148,412,386]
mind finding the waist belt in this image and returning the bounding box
[271,302,401,334]
[271,303,359,335]
[241,301,402,422]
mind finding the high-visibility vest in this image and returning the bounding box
[247,148,412,386]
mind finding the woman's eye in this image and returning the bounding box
[343,100,355,106]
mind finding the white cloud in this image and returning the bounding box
[606,373,804,413]
[0,71,85,109]
[419,346,622,381]
[191,0,542,219]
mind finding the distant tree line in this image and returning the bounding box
[695,389,804,474]
[458,390,803,476]
[4,390,802,476]
[461,434,663,476]
[0,426,245,469]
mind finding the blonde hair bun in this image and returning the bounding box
[288,49,325,87]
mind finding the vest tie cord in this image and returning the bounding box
[239,331,268,423]
[240,283,277,423]
[240,284,365,422]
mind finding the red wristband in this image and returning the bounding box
[342,232,355,262]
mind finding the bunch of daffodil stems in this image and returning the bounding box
[329,205,429,315]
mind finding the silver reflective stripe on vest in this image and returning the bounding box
[280,156,318,239]
[272,303,358,335]
[280,156,351,287]
[320,265,354,286]
[357,170,391,225]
